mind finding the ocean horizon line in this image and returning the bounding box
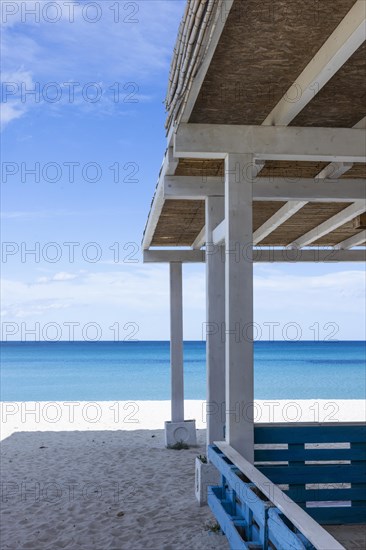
[1,339,365,344]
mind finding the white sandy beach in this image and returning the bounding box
[1,400,365,549]
[1,399,365,440]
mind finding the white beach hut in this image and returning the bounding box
[141,1,366,548]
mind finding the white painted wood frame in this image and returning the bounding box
[143,249,366,263]
[174,124,366,162]
[170,262,184,422]
[225,154,255,462]
[205,197,225,445]
[291,201,366,248]
[336,230,366,249]
[163,176,366,202]
[142,147,179,250]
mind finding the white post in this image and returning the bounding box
[170,262,184,422]
[206,197,225,446]
[166,262,196,447]
[225,153,254,462]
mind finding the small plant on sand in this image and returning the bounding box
[197,454,207,463]
[205,520,221,533]
[168,440,190,450]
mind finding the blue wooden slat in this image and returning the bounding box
[288,443,306,516]
[255,447,366,462]
[267,508,310,550]
[259,463,366,484]
[233,520,247,527]
[284,487,366,502]
[208,446,354,548]
[208,487,249,550]
[248,523,261,548]
[208,447,272,548]
[209,424,366,537]
[208,446,270,523]
[253,425,366,525]
[208,484,318,550]
[255,424,366,444]
[351,442,366,448]
[305,506,366,525]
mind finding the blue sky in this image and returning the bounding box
[1,0,365,341]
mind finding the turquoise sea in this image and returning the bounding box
[0,341,365,401]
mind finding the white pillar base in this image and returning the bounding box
[195,457,220,506]
[164,420,197,447]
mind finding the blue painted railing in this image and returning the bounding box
[208,444,318,549]
[254,423,366,524]
[208,423,366,549]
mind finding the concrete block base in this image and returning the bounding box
[164,419,197,447]
[195,457,220,506]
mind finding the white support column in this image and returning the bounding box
[225,154,255,462]
[170,262,184,422]
[165,262,196,447]
[206,197,225,446]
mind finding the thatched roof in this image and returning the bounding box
[144,0,366,250]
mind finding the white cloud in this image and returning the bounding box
[1,67,36,127]
[1,210,81,220]
[2,301,71,318]
[1,1,185,128]
[53,271,78,281]
[254,269,365,311]
[37,272,79,283]
[0,102,27,128]
[1,266,365,340]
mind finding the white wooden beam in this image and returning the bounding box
[212,219,225,245]
[206,197,225,445]
[191,226,206,249]
[143,250,205,263]
[188,162,265,248]
[170,262,184,422]
[255,249,366,262]
[254,120,364,245]
[143,248,365,263]
[165,145,179,174]
[142,147,179,250]
[354,116,366,129]
[211,177,366,247]
[253,178,366,202]
[253,201,307,245]
[165,175,366,202]
[164,175,223,199]
[253,174,366,245]
[316,162,354,179]
[335,230,366,249]
[262,1,366,126]
[174,124,366,162]
[316,118,366,179]
[251,117,365,244]
[225,154,254,462]
[291,201,366,248]
[309,117,366,246]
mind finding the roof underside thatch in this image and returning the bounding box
[144,0,366,250]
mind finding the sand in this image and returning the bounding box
[1,428,229,550]
[1,399,365,441]
[1,400,365,549]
